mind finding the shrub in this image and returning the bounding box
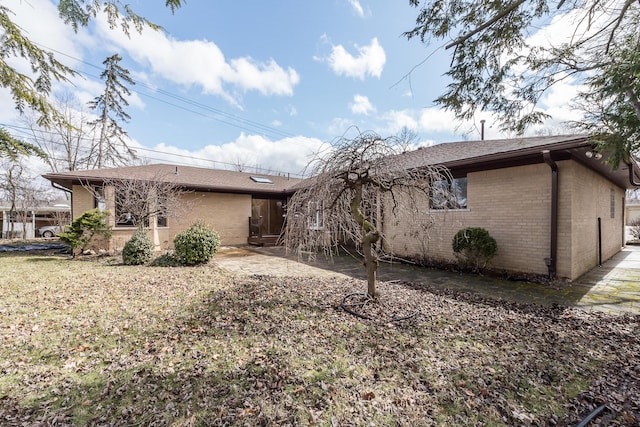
[452,227,497,272]
[173,222,221,265]
[149,252,182,267]
[58,209,111,257]
[122,228,154,265]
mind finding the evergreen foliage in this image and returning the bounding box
[173,222,220,265]
[404,0,640,163]
[88,54,137,167]
[58,208,111,257]
[122,228,154,265]
[452,227,497,272]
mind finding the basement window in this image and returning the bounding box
[250,176,273,184]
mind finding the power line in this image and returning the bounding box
[36,42,296,141]
[1,123,305,178]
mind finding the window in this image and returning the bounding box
[156,194,168,227]
[610,189,615,219]
[115,188,168,228]
[93,186,106,211]
[431,177,467,209]
[115,189,137,227]
[308,200,324,230]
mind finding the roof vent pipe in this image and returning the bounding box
[175,166,179,175]
[480,120,486,141]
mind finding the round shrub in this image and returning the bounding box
[452,227,497,271]
[122,228,154,265]
[173,222,221,265]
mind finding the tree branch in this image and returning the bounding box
[445,0,527,49]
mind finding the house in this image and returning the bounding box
[626,197,640,225]
[383,134,640,280]
[42,134,640,281]
[0,199,71,239]
[43,164,301,251]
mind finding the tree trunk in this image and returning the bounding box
[350,182,380,298]
[363,229,380,298]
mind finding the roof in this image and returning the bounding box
[43,164,302,196]
[392,134,640,189]
[42,135,640,195]
[0,200,71,212]
[395,134,590,168]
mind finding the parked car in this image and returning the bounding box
[37,225,64,238]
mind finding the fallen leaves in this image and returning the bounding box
[0,254,638,426]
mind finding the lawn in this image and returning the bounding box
[0,251,638,426]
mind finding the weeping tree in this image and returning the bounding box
[284,130,453,300]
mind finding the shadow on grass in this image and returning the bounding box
[250,246,640,313]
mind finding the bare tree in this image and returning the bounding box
[284,130,453,300]
[0,161,39,239]
[82,172,193,246]
[396,126,420,152]
[22,93,98,173]
[104,176,189,228]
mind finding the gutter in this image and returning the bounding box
[542,150,558,278]
[627,160,640,186]
[50,181,73,222]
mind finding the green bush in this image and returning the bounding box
[452,227,497,272]
[58,209,111,257]
[122,228,154,265]
[173,222,221,265]
[149,252,182,267]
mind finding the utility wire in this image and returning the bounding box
[1,123,305,178]
[36,42,296,141]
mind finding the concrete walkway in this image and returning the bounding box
[215,245,640,315]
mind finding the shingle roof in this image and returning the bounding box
[42,135,639,194]
[392,134,591,169]
[43,164,302,195]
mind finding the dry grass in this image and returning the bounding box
[0,251,638,426]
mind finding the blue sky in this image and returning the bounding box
[2,0,579,178]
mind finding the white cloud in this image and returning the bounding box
[148,134,325,177]
[380,110,418,134]
[287,105,298,117]
[97,19,300,106]
[347,0,364,17]
[325,38,386,80]
[350,95,375,115]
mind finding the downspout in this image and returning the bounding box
[542,150,558,279]
[50,181,73,220]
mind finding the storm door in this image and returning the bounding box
[251,198,285,236]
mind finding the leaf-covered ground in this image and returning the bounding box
[0,252,638,426]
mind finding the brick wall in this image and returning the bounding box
[566,161,625,279]
[382,160,625,280]
[167,192,251,246]
[384,163,553,276]
[71,185,252,251]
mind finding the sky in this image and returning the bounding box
[1,0,583,182]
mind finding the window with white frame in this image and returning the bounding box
[308,200,324,230]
